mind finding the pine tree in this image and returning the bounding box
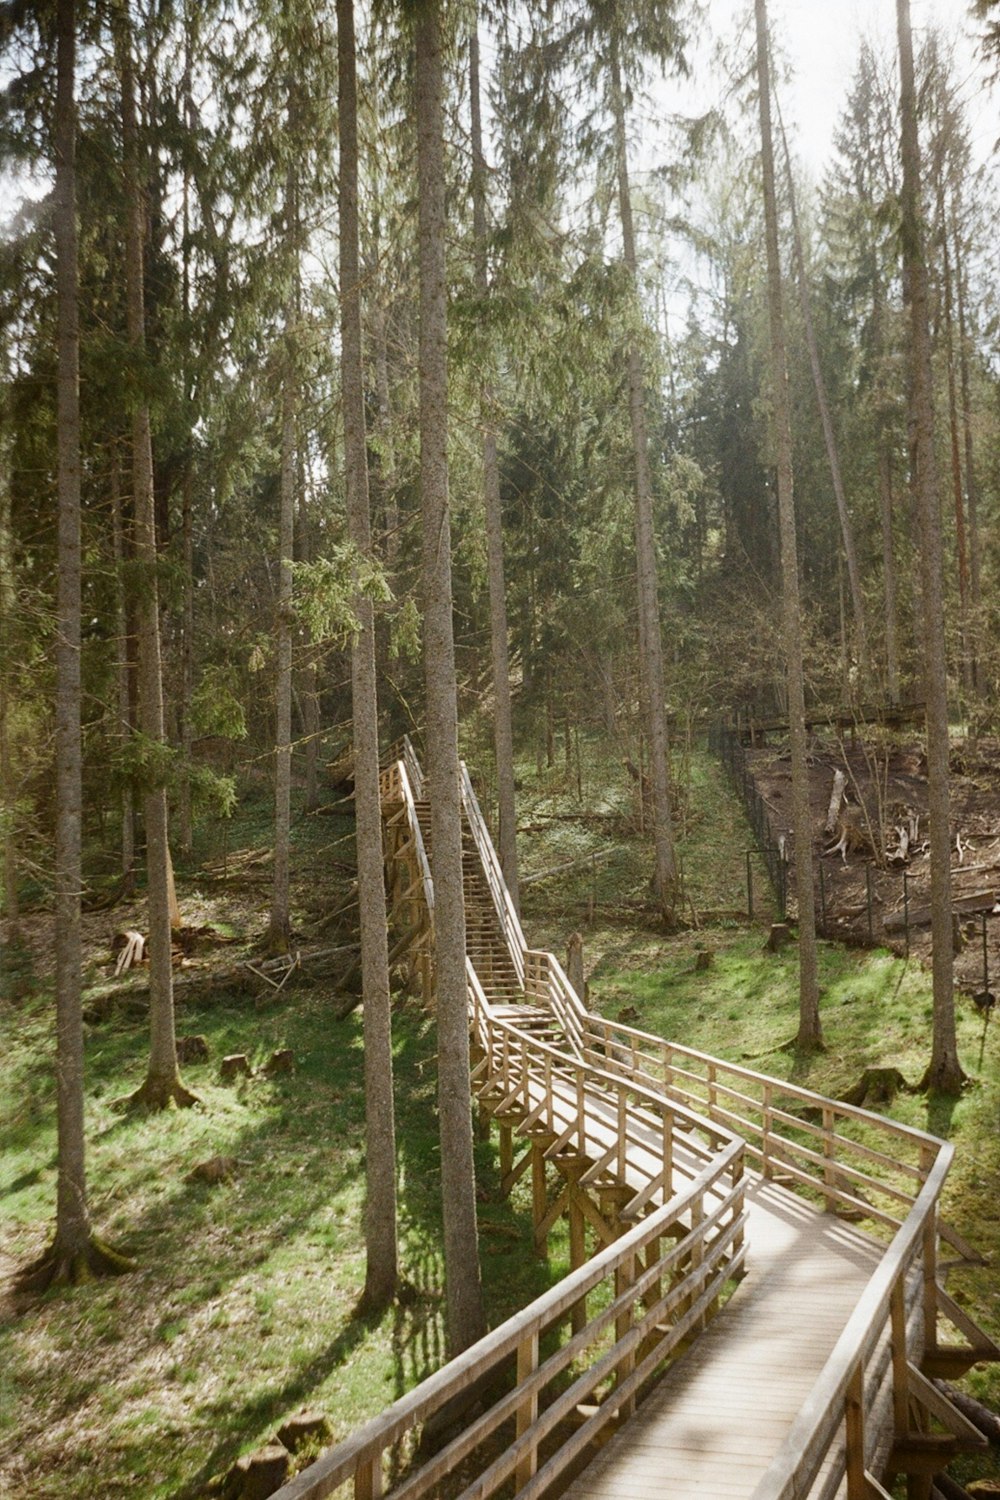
[115,0,196,1111]
[414,0,486,1356]
[896,0,964,1093]
[754,0,821,1050]
[337,0,398,1312]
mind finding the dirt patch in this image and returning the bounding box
[744,734,1000,1002]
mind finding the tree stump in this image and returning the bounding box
[186,1155,238,1186]
[263,1048,295,1077]
[276,1410,333,1453]
[693,949,714,972]
[177,1034,209,1064]
[221,1054,252,1083]
[765,923,792,953]
[227,1444,289,1500]
[841,1067,909,1108]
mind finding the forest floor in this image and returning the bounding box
[747,730,1000,997]
[1,734,999,1497]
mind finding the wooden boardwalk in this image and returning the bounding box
[563,1179,879,1500]
[274,741,997,1500]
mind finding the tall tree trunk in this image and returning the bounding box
[871,269,901,704]
[934,158,971,694]
[110,442,136,889]
[177,17,195,856]
[470,18,520,916]
[297,452,321,814]
[269,110,298,954]
[24,0,132,1288]
[754,0,821,1050]
[877,443,900,703]
[0,474,19,937]
[609,38,678,923]
[953,214,981,692]
[117,2,194,1110]
[896,0,963,1092]
[337,0,397,1312]
[415,0,485,1356]
[777,101,868,679]
[269,337,295,952]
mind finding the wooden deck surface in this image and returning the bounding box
[561,1177,880,1500]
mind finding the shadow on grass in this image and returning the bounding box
[171,1306,380,1500]
[3,984,555,1500]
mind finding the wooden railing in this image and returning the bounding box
[580,1020,937,1232]
[342,741,994,1500]
[460,762,527,986]
[274,1107,745,1500]
[753,1145,956,1500]
[522,950,587,1058]
[468,965,738,1222]
[576,1016,995,1500]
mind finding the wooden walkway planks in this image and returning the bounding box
[561,1177,879,1500]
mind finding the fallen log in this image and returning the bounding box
[884,889,999,933]
[934,1382,1000,1446]
[521,847,618,887]
[84,944,359,1015]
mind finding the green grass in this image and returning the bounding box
[4,735,1000,1495]
[0,987,557,1499]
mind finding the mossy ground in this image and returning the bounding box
[2,736,999,1495]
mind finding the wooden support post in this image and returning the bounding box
[822,1104,836,1211]
[644,1233,662,1313]
[532,1145,548,1260]
[500,1123,513,1187]
[515,1330,539,1489]
[762,1082,774,1179]
[569,1181,587,1334]
[662,1107,674,1203]
[355,1455,382,1500]
[846,1360,866,1500]
[892,1279,909,1440]
[617,1085,627,1178]
[921,1145,938,1358]
[615,1250,637,1420]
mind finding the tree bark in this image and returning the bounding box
[0,475,19,936]
[269,94,298,955]
[470,18,520,917]
[337,0,397,1312]
[754,0,821,1050]
[933,138,972,694]
[117,2,194,1110]
[777,101,868,678]
[952,206,981,693]
[109,442,136,888]
[609,38,678,923]
[23,0,134,1287]
[896,0,963,1093]
[52,0,90,1262]
[415,0,485,1355]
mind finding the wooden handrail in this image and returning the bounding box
[273,1131,745,1500]
[584,1016,941,1227]
[523,949,587,1057]
[370,742,989,1500]
[385,758,434,915]
[460,761,526,985]
[751,1146,953,1500]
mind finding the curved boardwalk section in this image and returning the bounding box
[273,743,996,1500]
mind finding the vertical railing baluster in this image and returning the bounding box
[515,1330,540,1489]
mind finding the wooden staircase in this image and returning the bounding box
[274,739,999,1500]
